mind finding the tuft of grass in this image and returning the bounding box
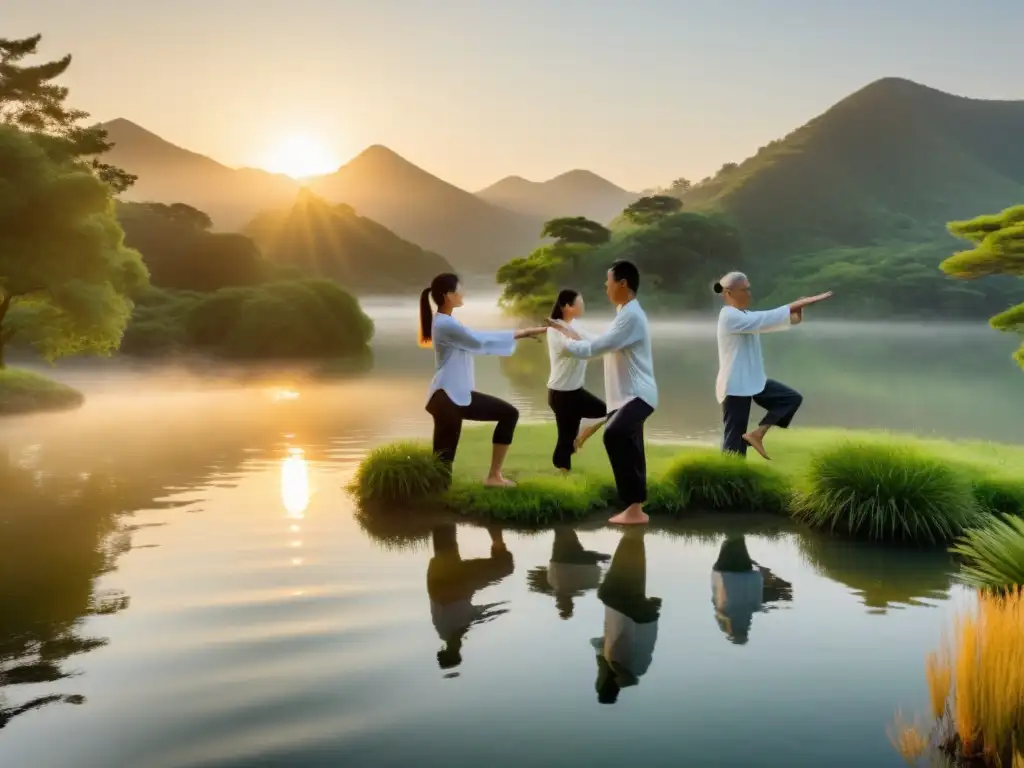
[792,442,981,545]
[349,441,449,504]
[351,426,1024,533]
[0,368,84,416]
[893,588,1024,766]
[972,475,1024,518]
[951,515,1024,590]
[446,476,610,524]
[663,451,790,514]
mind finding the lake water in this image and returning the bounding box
[1,297,1019,767]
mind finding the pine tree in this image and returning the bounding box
[942,205,1024,369]
[0,33,135,193]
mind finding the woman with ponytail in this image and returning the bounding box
[420,273,547,487]
[546,289,608,472]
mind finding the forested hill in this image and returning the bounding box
[677,77,1024,315]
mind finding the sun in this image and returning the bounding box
[263,134,339,179]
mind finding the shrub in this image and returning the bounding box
[889,588,1024,767]
[793,442,980,545]
[121,279,374,360]
[972,475,1024,517]
[663,451,789,514]
[350,442,449,504]
[951,515,1024,590]
[0,368,84,416]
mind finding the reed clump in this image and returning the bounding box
[890,588,1024,766]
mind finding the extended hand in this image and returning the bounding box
[544,319,582,340]
[515,326,548,340]
[790,291,833,311]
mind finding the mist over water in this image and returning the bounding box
[0,294,1017,768]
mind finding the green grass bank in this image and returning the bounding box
[352,425,1024,547]
[0,368,84,416]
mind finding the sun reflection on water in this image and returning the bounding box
[281,447,310,519]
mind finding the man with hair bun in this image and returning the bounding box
[713,272,832,460]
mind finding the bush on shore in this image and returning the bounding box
[791,442,981,545]
[0,368,84,416]
[663,452,789,514]
[951,515,1024,590]
[350,427,1024,542]
[120,279,374,360]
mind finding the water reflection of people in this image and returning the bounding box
[426,524,515,671]
[527,527,609,619]
[711,534,793,645]
[591,528,661,703]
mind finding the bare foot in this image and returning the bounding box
[609,505,649,525]
[742,432,771,460]
[483,475,516,487]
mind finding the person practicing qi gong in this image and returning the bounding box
[547,261,657,525]
[546,289,608,473]
[420,273,547,487]
[714,271,832,460]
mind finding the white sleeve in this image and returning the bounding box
[564,311,640,359]
[434,318,517,356]
[721,306,792,334]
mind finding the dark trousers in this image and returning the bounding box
[547,387,607,470]
[604,398,655,506]
[721,379,803,456]
[426,390,519,466]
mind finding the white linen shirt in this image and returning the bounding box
[562,300,657,411]
[546,319,592,391]
[715,305,792,404]
[426,313,517,407]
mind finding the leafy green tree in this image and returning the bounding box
[119,202,268,292]
[669,177,692,195]
[1,33,134,192]
[541,216,611,247]
[539,216,610,276]
[942,205,1024,368]
[622,195,683,226]
[0,125,147,367]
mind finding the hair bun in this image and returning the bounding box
[713,282,724,294]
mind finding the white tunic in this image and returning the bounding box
[563,300,658,411]
[715,305,792,404]
[595,607,658,679]
[546,319,592,391]
[426,313,517,407]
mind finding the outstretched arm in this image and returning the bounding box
[435,319,545,356]
[721,305,793,334]
[561,312,641,359]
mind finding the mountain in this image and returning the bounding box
[242,190,453,293]
[101,122,544,274]
[476,170,638,223]
[497,77,1024,320]
[100,119,299,230]
[305,145,544,272]
[682,77,1024,261]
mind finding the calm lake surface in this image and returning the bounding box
[1,297,1019,767]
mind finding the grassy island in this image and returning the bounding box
[352,425,1024,550]
[0,368,84,417]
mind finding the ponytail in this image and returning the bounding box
[550,288,580,321]
[418,272,461,348]
[418,288,433,347]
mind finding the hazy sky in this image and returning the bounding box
[7,0,1024,190]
